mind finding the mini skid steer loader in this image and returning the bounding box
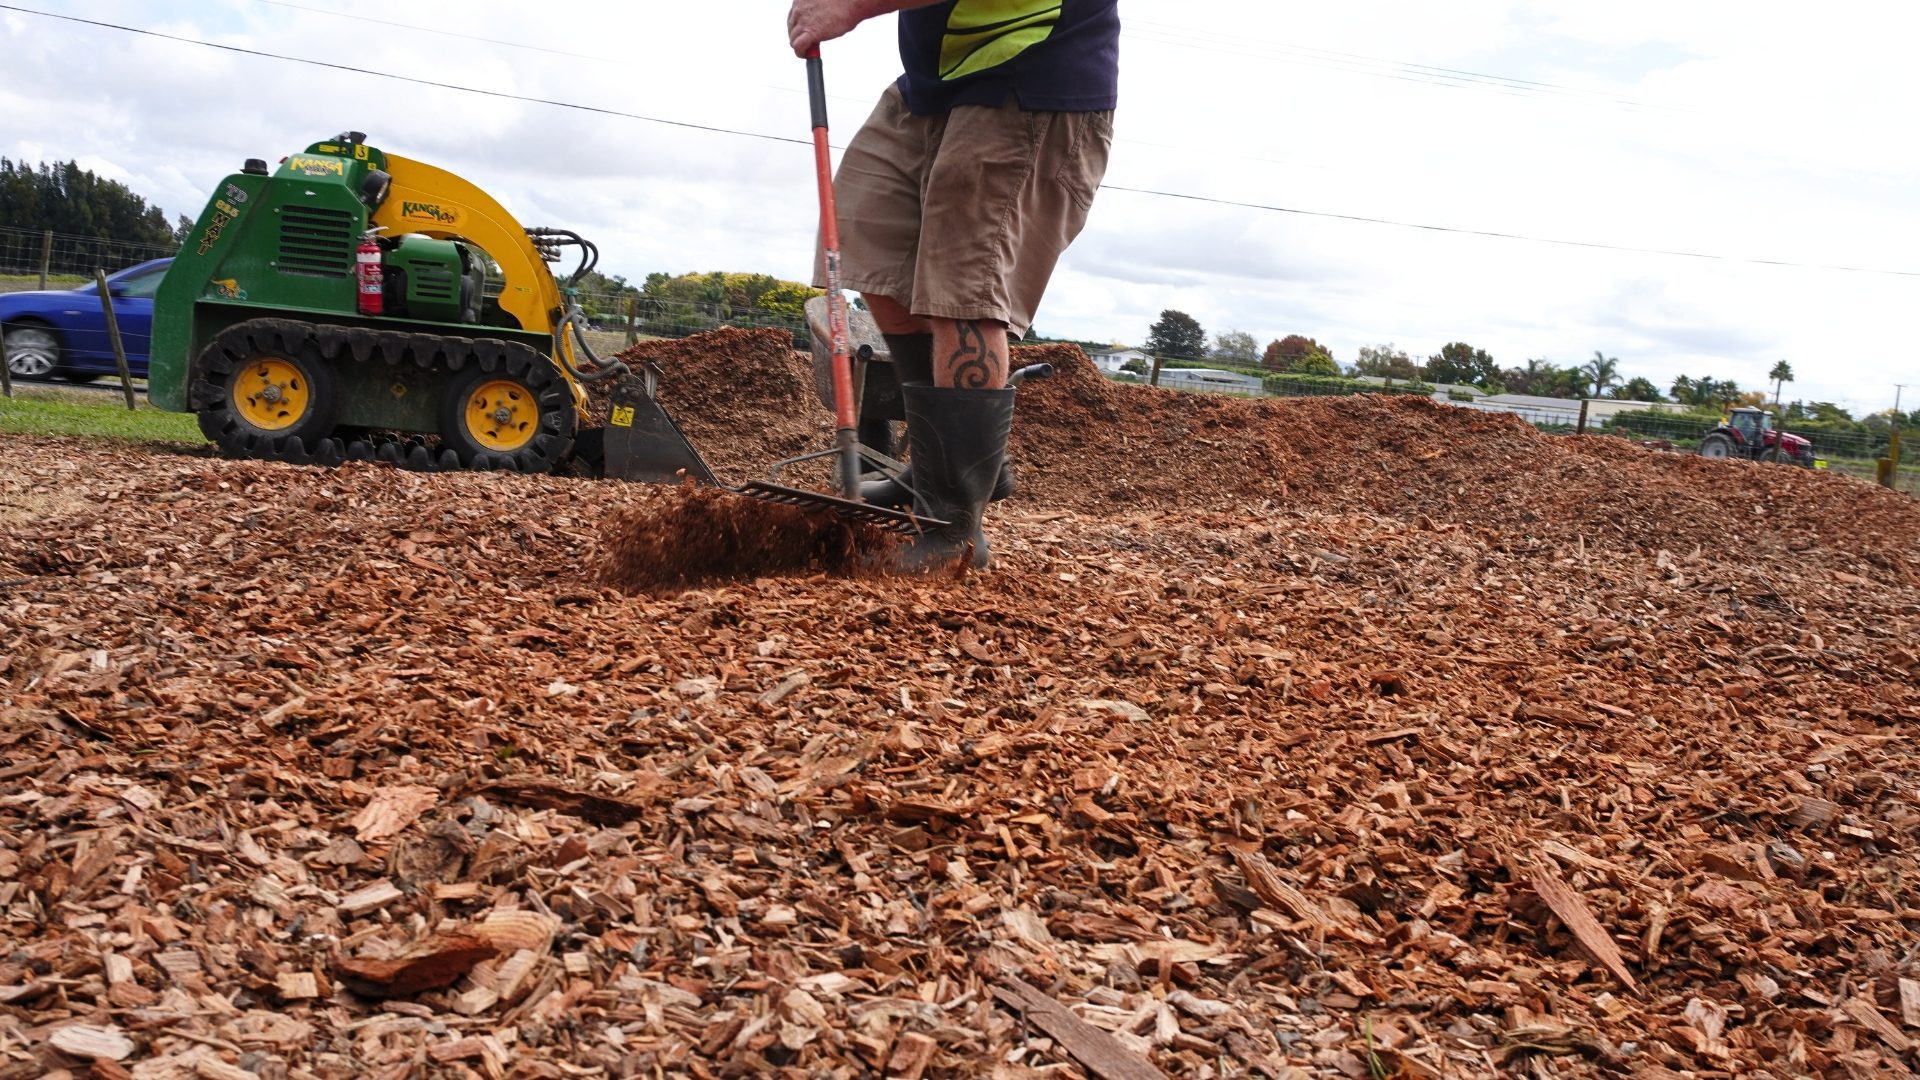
[148,132,919,530]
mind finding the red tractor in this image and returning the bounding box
[1699,406,1815,467]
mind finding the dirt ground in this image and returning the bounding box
[3,331,1920,1079]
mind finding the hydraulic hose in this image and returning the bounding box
[525,228,598,286]
[554,307,628,385]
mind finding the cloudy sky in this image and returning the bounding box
[3,0,1916,414]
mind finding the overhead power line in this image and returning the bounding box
[256,0,1685,116]
[2,4,1915,280]
[0,4,812,148]
[1098,185,1920,278]
[249,0,850,107]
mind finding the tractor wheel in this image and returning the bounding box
[1758,447,1781,464]
[436,349,575,473]
[1699,433,1734,460]
[192,321,340,459]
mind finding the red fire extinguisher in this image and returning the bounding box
[356,228,385,316]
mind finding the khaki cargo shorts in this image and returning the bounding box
[821,84,1113,340]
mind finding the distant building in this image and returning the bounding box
[1156,367,1265,396]
[1353,376,1488,403]
[1459,393,1671,427]
[1088,347,1152,375]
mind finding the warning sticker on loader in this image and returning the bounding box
[610,406,636,428]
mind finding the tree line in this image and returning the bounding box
[0,159,189,247]
[1136,308,1915,428]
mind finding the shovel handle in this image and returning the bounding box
[806,47,829,129]
[805,47,861,499]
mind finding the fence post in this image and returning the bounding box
[625,296,638,346]
[1576,398,1590,435]
[94,270,138,411]
[1148,353,1163,387]
[38,230,53,289]
[0,319,12,399]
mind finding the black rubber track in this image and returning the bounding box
[189,318,578,474]
[191,318,340,461]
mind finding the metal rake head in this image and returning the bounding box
[735,480,939,535]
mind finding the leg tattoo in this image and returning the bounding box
[942,320,1000,389]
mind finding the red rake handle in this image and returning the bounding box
[806,47,862,501]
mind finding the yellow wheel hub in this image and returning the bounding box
[465,379,536,453]
[232,359,311,432]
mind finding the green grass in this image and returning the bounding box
[1826,460,1920,495]
[0,272,88,294]
[0,386,204,442]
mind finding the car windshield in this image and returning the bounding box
[114,267,167,299]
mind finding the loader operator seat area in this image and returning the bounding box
[361,169,393,213]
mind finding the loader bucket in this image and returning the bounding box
[602,379,719,486]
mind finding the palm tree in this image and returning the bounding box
[1670,375,1699,406]
[1612,376,1662,402]
[1581,351,1622,399]
[1514,358,1554,395]
[1769,360,1794,413]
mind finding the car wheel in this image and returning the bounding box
[3,324,60,380]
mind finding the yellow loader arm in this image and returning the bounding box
[370,153,588,409]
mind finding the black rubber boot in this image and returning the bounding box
[887,384,1015,574]
[862,332,1014,508]
[853,333,928,478]
[881,333,935,386]
[863,456,1017,509]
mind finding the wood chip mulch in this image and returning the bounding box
[3,330,1919,1079]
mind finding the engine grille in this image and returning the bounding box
[277,206,354,276]
[410,265,457,301]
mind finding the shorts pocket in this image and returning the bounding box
[1053,111,1113,212]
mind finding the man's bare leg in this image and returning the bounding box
[865,297,1009,390]
[932,318,1010,390]
[863,294,929,336]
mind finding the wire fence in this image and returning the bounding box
[1103,358,1433,400]
[0,226,178,285]
[566,290,810,348]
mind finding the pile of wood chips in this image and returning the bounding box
[3,332,1919,1079]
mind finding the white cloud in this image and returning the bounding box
[2,0,1913,414]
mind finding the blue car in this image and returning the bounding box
[1,258,172,382]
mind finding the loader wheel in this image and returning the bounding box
[192,321,339,459]
[437,352,574,473]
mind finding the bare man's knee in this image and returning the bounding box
[863,295,929,335]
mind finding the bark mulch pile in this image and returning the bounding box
[3,331,1920,1079]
